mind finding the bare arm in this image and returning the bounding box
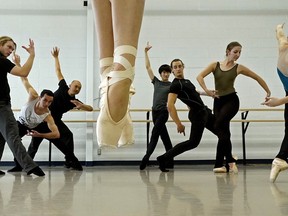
[144,42,155,80]
[20,77,39,101]
[13,55,39,101]
[196,62,218,98]
[238,64,271,99]
[262,96,288,107]
[70,100,93,111]
[29,115,60,139]
[167,93,185,135]
[51,47,64,81]
[10,39,35,77]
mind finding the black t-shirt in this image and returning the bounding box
[170,78,205,110]
[49,79,81,121]
[0,57,15,102]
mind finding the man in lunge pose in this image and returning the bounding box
[157,59,217,172]
[9,47,93,171]
[8,74,60,172]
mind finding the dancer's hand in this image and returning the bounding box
[12,53,21,66]
[177,123,185,136]
[261,97,283,107]
[22,38,35,56]
[206,89,219,98]
[145,42,152,52]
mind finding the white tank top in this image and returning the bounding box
[18,98,50,129]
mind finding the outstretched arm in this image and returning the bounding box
[144,42,155,80]
[70,100,93,111]
[51,47,64,81]
[13,55,39,101]
[10,39,35,77]
[238,65,271,100]
[20,77,39,101]
[262,96,288,107]
[167,93,185,136]
[28,115,60,139]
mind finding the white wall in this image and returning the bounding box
[0,0,287,164]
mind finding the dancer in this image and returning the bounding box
[22,47,93,171]
[8,74,60,172]
[197,41,271,173]
[91,0,145,148]
[140,42,173,170]
[157,59,217,172]
[0,36,44,176]
[262,23,288,183]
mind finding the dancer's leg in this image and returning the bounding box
[107,0,145,122]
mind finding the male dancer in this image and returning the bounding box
[140,42,173,170]
[0,37,44,176]
[157,59,218,172]
[9,47,93,171]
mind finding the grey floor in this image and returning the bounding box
[0,164,287,216]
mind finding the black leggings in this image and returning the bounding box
[144,110,172,158]
[213,92,239,168]
[276,90,288,160]
[161,107,216,160]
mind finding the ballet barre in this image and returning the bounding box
[64,108,285,165]
[11,108,286,166]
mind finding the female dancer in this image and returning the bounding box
[197,41,271,173]
[92,0,145,147]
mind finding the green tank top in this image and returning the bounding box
[213,62,238,96]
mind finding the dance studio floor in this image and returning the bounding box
[0,164,287,216]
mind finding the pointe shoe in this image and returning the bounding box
[270,158,288,183]
[213,166,227,173]
[228,156,238,174]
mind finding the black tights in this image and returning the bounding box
[214,93,239,168]
[162,107,216,160]
[276,90,288,161]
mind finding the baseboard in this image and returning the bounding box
[0,159,274,167]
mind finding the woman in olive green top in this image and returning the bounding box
[197,41,271,173]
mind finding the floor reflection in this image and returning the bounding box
[4,174,44,215]
[270,183,288,215]
[45,171,82,215]
[213,173,238,216]
[140,170,205,215]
